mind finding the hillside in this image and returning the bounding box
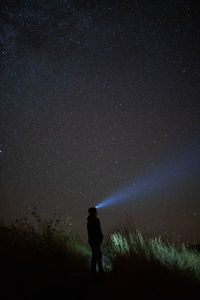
[0,221,200,300]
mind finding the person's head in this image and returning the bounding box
[88,207,97,216]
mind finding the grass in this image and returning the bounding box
[107,228,200,280]
[0,213,200,299]
[0,211,90,299]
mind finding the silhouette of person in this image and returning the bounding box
[87,207,104,282]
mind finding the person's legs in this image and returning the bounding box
[91,245,104,281]
[91,247,97,281]
[96,247,104,276]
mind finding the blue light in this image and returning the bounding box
[96,143,200,209]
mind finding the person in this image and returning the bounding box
[87,207,104,282]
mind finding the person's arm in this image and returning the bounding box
[97,219,103,241]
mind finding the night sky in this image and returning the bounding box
[1,0,200,242]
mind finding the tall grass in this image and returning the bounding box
[2,212,199,281]
[0,212,93,300]
[0,210,90,279]
[105,228,200,281]
[1,213,200,299]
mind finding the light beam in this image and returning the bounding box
[96,142,200,209]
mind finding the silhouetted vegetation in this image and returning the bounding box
[0,213,199,299]
[0,211,90,299]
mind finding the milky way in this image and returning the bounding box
[0,0,200,241]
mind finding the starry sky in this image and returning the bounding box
[0,0,200,242]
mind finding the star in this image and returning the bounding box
[0,0,200,243]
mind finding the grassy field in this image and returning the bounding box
[0,214,200,299]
